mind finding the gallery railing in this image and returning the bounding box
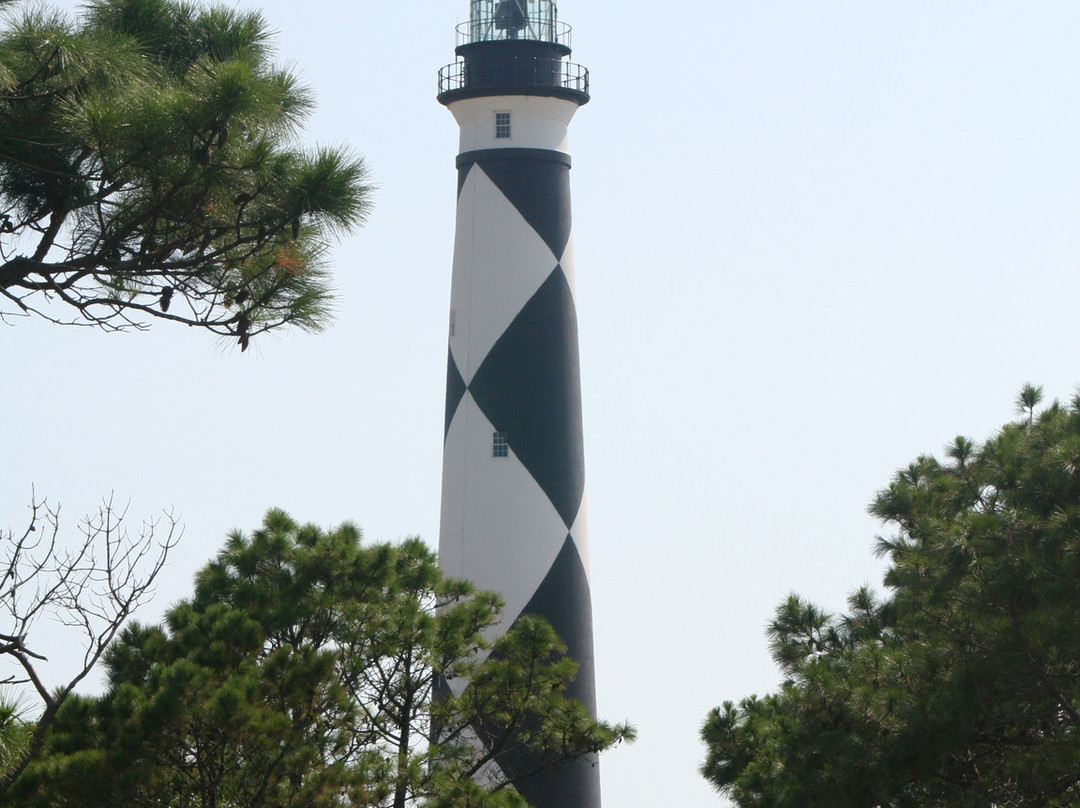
[438,58,589,97]
[457,14,572,47]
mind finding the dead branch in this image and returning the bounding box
[0,489,181,794]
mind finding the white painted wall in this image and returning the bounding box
[449,164,559,380]
[449,94,579,153]
[440,392,571,681]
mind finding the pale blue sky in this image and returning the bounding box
[3,2,1079,806]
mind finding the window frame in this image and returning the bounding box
[494,111,512,140]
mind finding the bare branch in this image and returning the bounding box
[0,490,181,795]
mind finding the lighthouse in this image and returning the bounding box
[436,1,598,806]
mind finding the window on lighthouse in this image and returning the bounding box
[495,111,511,139]
[492,431,509,457]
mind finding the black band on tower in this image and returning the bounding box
[457,148,572,169]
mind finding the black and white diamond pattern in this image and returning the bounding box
[439,150,598,808]
[468,265,584,528]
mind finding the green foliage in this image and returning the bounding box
[701,390,1080,808]
[0,0,371,345]
[0,699,30,782]
[6,511,632,807]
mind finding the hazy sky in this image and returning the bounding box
[3,2,1080,806]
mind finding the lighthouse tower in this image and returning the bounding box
[437,2,598,806]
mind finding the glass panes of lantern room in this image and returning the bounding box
[468,0,560,43]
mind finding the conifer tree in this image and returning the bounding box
[5,511,633,807]
[0,700,29,784]
[701,389,1080,808]
[0,0,371,347]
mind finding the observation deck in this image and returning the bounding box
[437,1,589,106]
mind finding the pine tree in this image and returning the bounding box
[701,389,1080,808]
[0,0,371,347]
[6,511,633,807]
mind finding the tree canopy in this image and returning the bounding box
[4,510,632,807]
[0,0,371,347]
[701,386,1080,808]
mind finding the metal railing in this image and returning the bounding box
[438,58,589,97]
[456,16,572,48]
